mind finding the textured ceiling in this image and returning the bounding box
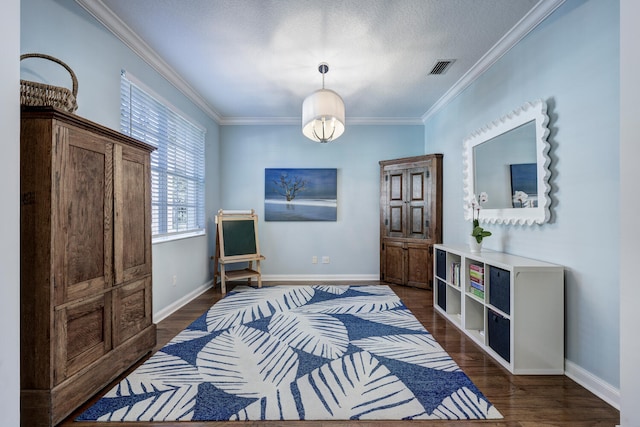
[82,0,559,124]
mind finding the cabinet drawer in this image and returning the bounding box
[489,266,510,314]
[488,309,510,363]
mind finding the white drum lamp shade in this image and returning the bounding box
[301,63,345,143]
[302,89,345,143]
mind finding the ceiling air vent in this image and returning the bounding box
[429,59,455,75]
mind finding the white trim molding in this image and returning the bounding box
[422,0,566,122]
[261,274,380,282]
[153,280,214,323]
[75,0,223,123]
[76,0,565,126]
[565,359,620,410]
[152,275,379,323]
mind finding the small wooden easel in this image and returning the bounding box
[212,209,265,294]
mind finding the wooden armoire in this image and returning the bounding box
[20,107,156,426]
[379,154,443,289]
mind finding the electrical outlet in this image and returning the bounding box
[172,275,177,286]
[312,256,318,264]
[322,256,330,264]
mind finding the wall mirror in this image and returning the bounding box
[463,99,551,225]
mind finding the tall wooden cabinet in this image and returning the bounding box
[20,107,156,426]
[379,154,443,289]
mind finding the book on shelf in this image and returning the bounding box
[469,270,484,282]
[450,262,461,287]
[470,287,485,299]
[469,280,484,291]
[469,264,484,273]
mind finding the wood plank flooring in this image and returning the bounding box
[62,281,620,427]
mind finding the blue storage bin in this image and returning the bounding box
[489,266,510,314]
[436,249,446,280]
[488,309,510,363]
[437,278,446,310]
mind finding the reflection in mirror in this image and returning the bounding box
[463,100,551,225]
[473,120,536,209]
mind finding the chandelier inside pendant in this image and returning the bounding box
[302,63,345,143]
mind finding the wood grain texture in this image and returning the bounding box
[115,144,153,284]
[406,242,430,287]
[20,107,156,426]
[113,277,153,346]
[57,128,112,305]
[61,281,619,427]
[380,155,443,288]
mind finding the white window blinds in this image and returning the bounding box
[120,71,205,240]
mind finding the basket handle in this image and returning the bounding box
[20,53,78,98]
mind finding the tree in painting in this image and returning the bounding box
[273,173,307,201]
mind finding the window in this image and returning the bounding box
[120,71,205,241]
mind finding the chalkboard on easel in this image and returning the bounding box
[213,210,265,293]
[220,217,257,258]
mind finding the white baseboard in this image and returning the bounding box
[261,274,380,282]
[564,359,620,410]
[153,280,214,323]
[153,275,378,323]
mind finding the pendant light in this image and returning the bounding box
[302,63,345,143]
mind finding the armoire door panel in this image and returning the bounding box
[55,126,113,305]
[382,240,405,284]
[406,243,430,289]
[66,145,105,282]
[389,173,403,201]
[114,145,152,284]
[390,205,404,233]
[122,158,146,268]
[113,277,152,346]
[409,206,425,237]
[53,293,112,385]
[410,171,425,201]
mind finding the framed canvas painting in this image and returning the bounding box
[264,168,337,221]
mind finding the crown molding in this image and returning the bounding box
[219,117,300,126]
[76,0,565,127]
[421,0,566,123]
[219,116,425,126]
[75,0,223,124]
[347,117,425,126]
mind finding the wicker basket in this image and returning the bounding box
[20,53,78,113]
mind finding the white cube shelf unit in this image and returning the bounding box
[433,244,564,375]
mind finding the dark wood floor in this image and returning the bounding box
[62,281,620,427]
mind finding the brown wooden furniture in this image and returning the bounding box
[20,107,156,426]
[379,154,443,289]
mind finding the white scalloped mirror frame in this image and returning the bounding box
[463,99,551,225]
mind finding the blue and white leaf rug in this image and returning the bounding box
[78,285,502,421]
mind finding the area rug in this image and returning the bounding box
[78,284,502,421]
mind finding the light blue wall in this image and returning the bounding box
[20,0,222,317]
[18,0,623,404]
[425,0,620,388]
[1,0,21,424]
[620,1,640,423]
[220,124,424,277]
